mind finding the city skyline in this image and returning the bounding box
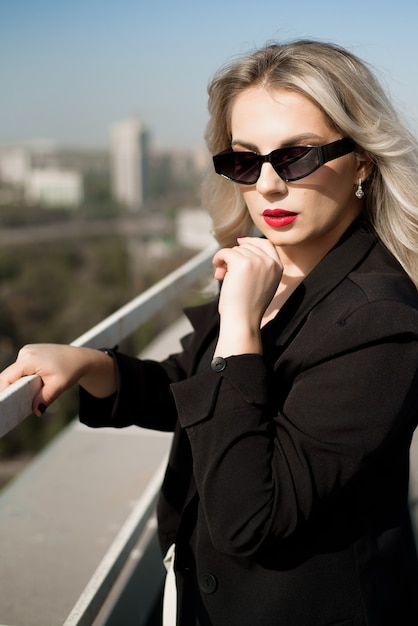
[2,0,418,150]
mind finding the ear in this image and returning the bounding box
[354,152,374,184]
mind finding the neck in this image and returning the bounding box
[278,243,329,280]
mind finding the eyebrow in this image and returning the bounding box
[231,133,325,152]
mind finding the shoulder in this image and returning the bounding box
[302,241,418,355]
[348,239,418,310]
[313,250,418,362]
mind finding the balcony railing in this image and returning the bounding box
[0,242,217,626]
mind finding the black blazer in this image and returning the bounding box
[80,221,418,626]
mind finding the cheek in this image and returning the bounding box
[327,161,357,189]
[241,189,258,213]
[307,166,355,203]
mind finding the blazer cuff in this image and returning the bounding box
[79,347,120,427]
[171,353,270,428]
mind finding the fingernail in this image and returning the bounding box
[37,403,46,415]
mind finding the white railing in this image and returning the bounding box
[0,243,218,438]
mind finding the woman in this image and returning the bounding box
[1,40,418,625]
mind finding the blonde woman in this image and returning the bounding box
[1,40,418,625]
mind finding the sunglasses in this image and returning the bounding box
[213,137,355,185]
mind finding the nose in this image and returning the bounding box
[255,162,288,195]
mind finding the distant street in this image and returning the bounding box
[0,215,171,246]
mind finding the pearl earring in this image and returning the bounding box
[355,178,364,199]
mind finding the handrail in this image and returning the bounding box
[0,242,218,438]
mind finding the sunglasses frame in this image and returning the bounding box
[213,137,355,185]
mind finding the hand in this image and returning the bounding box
[212,237,283,356]
[0,344,117,416]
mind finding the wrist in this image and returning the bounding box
[78,347,117,398]
[214,325,262,358]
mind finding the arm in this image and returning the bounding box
[0,302,218,429]
[0,340,194,430]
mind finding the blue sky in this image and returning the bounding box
[1,0,417,149]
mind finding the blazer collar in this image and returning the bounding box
[263,219,378,349]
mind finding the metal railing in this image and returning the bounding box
[0,242,218,626]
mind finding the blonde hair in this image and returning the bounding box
[202,39,418,287]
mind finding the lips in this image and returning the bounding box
[262,209,298,228]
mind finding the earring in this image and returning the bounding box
[355,178,364,199]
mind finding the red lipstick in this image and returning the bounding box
[262,209,298,228]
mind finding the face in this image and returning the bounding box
[230,86,367,264]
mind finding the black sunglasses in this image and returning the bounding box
[213,137,355,185]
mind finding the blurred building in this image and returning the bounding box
[25,168,83,208]
[0,142,84,208]
[109,117,149,211]
[0,146,31,185]
[176,207,215,251]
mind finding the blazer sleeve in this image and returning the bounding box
[78,299,219,432]
[171,297,418,556]
[79,352,179,431]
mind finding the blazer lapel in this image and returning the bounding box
[263,220,378,351]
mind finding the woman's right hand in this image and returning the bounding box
[212,237,283,357]
[0,344,117,416]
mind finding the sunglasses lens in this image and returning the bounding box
[214,139,353,184]
[216,146,320,183]
[273,147,319,181]
[215,152,260,184]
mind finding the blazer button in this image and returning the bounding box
[199,572,218,594]
[211,356,226,372]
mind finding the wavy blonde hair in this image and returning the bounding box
[202,39,418,287]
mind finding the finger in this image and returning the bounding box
[0,362,28,391]
[234,243,280,272]
[31,385,47,417]
[213,245,269,280]
[212,247,240,275]
[33,391,48,417]
[31,376,68,417]
[214,266,227,281]
[0,361,48,417]
[237,237,281,262]
[213,243,280,282]
[212,247,235,267]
